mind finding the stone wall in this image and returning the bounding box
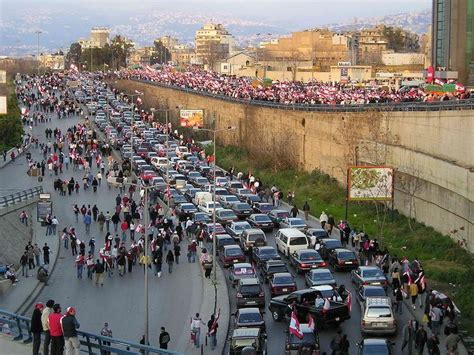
[113,80,474,251]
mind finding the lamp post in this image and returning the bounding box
[35,30,42,76]
[195,125,237,313]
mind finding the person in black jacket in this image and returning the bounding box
[61,307,80,354]
[31,303,44,355]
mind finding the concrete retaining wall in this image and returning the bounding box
[113,80,474,251]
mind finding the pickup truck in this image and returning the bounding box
[268,288,350,329]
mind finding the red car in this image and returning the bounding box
[140,170,157,180]
[219,245,246,267]
[137,148,148,159]
[270,272,297,296]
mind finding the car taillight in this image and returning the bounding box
[285,344,290,350]
[300,263,309,268]
[236,293,243,298]
[320,262,327,267]
[259,292,265,298]
[382,280,387,285]
[363,281,370,285]
[313,351,319,355]
[362,320,366,326]
[338,259,344,265]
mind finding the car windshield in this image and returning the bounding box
[226,248,242,256]
[195,214,209,222]
[365,288,386,297]
[273,276,294,284]
[234,224,250,231]
[182,205,195,211]
[363,269,384,278]
[232,338,258,348]
[367,306,392,318]
[312,272,333,280]
[338,252,356,259]
[290,237,307,246]
[300,252,321,261]
[248,233,265,242]
[269,265,288,273]
[291,219,305,226]
[235,204,250,210]
[289,332,316,344]
[239,312,263,323]
[362,344,390,355]
[325,240,342,248]
[320,289,338,298]
[234,267,255,276]
[276,212,289,218]
[255,215,270,222]
[220,211,236,218]
[240,285,262,294]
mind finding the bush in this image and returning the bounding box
[0,82,23,152]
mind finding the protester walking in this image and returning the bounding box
[302,201,310,220]
[191,313,205,348]
[159,327,171,349]
[207,314,219,350]
[166,250,174,273]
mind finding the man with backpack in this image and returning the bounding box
[159,327,170,349]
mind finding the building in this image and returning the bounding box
[217,52,256,75]
[357,25,388,65]
[171,45,199,66]
[195,23,233,66]
[431,0,474,84]
[381,51,425,66]
[79,27,110,49]
[157,36,179,50]
[261,29,352,72]
[39,53,65,70]
[129,46,154,66]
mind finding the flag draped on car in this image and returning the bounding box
[289,311,303,339]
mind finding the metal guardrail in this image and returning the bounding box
[0,186,44,209]
[0,309,182,354]
[130,78,474,112]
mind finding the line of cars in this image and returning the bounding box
[82,78,397,354]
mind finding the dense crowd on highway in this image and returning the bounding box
[6,70,465,355]
[119,65,472,106]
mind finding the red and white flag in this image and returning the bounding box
[346,291,352,312]
[289,311,303,339]
[209,309,220,335]
[136,97,143,105]
[434,78,445,86]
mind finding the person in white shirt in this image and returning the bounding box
[190,313,205,348]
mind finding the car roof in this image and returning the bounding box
[256,246,275,251]
[297,249,318,254]
[366,296,391,306]
[359,266,381,271]
[224,245,241,250]
[311,285,335,291]
[233,263,252,268]
[266,260,285,266]
[362,338,390,345]
[278,228,306,236]
[239,278,260,285]
[273,272,292,278]
[245,228,265,234]
[323,238,339,243]
[361,285,385,290]
[238,307,261,314]
[309,268,332,274]
[232,328,260,337]
[334,248,354,253]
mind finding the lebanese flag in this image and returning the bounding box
[135,224,144,234]
[289,311,303,339]
[136,97,143,105]
[346,291,352,312]
[209,309,220,335]
[434,78,445,86]
[307,314,315,332]
[455,83,465,93]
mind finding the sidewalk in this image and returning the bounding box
[0,334,29,355]
[0,206,61,315]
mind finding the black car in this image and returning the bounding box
[328,248,359,271]
[228,328,267,355]
[289,249,327,274]
[216,234,237,255]
[247,214,274,232]
[233,307,265,331]
[357,285,387,305]
[285,323,320,355]
[230,202,254,220]
[318,238,343,259]
[252,246,280,267]
[357,338,394,355]
[236,278,265,308]
[252,202,274,214]
[260,260,289,283]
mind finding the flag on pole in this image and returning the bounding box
[209,309,220,335]
[289,311,303,339]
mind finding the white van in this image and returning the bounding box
[150,157,169,170]
[275,228,309,257]
[193,191,213,206]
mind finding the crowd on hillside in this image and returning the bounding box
[118,65,472,106]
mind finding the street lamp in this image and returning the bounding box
[194,125,237,313]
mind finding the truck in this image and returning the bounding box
[268,288,350,329]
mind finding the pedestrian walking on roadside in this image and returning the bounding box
[42,299,55,355]
[427,334,440,355]
[33,243,42,267]
[430,305,443,336]
[319,211,328,229]
[402,320,415,355]
[394,287,404,315]
[94,259,105,286]
[31,303,44,355]
[415,325,427,355]
[302,201,310,221]
[105,211,111,232]
[73,204,79,222]
[159,327,171,349]
[207,314,219,350]
[43,242,51,264]
[75,254,85,279]
[174,243,181,264]
[100,322,113,355]
[97,212,105,232]
[20,210,29,225]
[191,313,205,348]
[84,212,92,234]
[20,251,29,277]
[166,250,174,273]
[290,205,299,218]
[92,204,99,221]
[26,242,35,269]
[49,304,64,355]
[410,282,419,310]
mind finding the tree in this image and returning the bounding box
[150,40,171,65]
[383,26,405,52]
[397,171,425,231]
[65,42,82,68]
[110,35,134,69]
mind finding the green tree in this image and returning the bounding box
[65,42,82,68]
[150,40,171,65]
[110,35,134,69]
[383,26,405,52]
[0,84,24,152]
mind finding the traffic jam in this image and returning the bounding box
[78,75,407,355]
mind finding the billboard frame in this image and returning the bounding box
[347,165,394,202]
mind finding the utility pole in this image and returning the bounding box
[143,186,149,353]
[35,30,42,76]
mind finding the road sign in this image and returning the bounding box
[0,96,7,114]
[37,200,53,222]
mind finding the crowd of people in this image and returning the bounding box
[118,65,472,106]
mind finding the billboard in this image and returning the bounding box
[0,96,6,115]
[348,166,394,201]
[179,109,203,128]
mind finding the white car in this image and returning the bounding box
[274,228,309,256]
[198,201,224,215]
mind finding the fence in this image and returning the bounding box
[0,186,44,209]
[0,309,182,355]
[131,78,474,113]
